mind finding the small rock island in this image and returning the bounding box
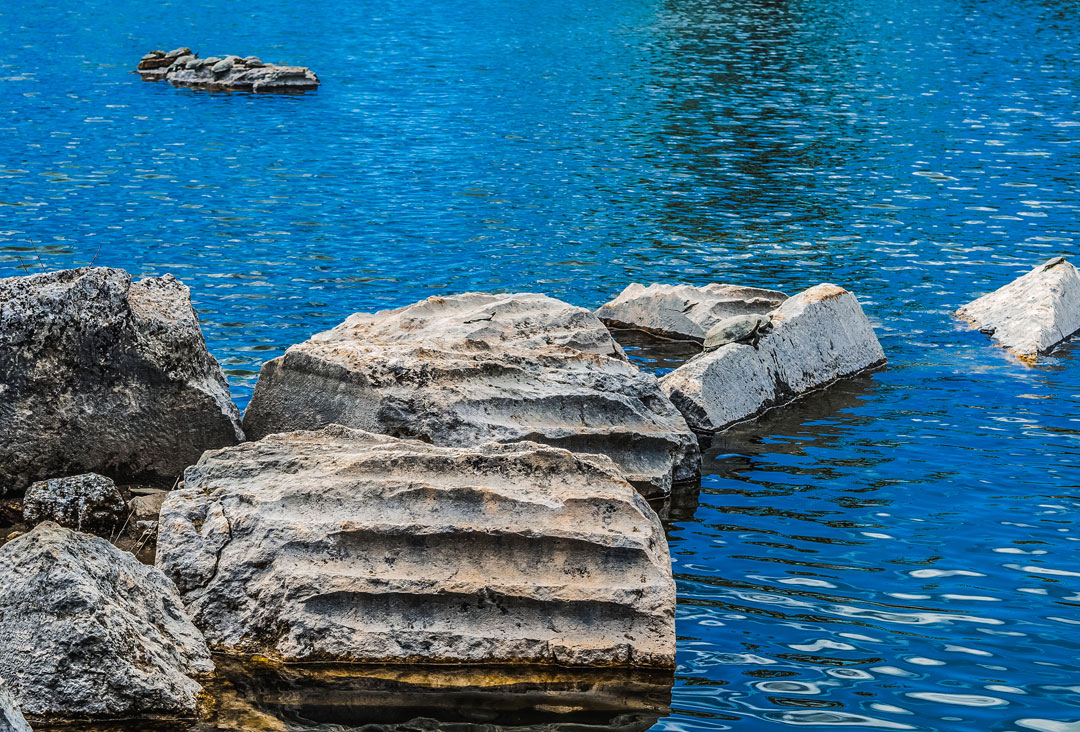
[136,46,319,92]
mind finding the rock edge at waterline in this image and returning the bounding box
[157,425,677,669]
[957,256,1080,362]
[660,284,886,433]
[137,47,319,92]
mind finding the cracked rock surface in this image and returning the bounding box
[242,292,698,497]
[957,256,1080,361]
[0,267,243,495]
[0,522,213,720]
[156,425,676,668]
[137,48,319,92]
[660,284,886,432]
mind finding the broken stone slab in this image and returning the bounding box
[0,522,213,720]
[660,284,886,432]
[157,425,676,668]
[597,283,788,342]
[241,292,698,497]
[136,48,319,92]
[0,679,31,732]
[956,256,1080,362]
[0,267,244,495]
[23,473,125,535]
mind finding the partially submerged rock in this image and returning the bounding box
[0,267,243,495]
[597,283,787,342]
[0,522,212,720]
[23,473,125,534]
[157,426,676,668]
[957,256,1080,361]
[242,292,698,497]
[137,48,319,92]
[660,284,885,432]
[0,679,31,732]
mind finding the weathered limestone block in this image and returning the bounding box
[660,284,885,432]
[957,256,1080,361]
[157,426,676,668]
[597,283,788,341]
[0,523,212,720]
[136,48,319,92]
[0,679,31,732]
[0,267,243,495]
[242,293,698,497]
[23,473,125,534]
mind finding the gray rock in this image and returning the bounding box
[157,425,676,668]
[0,267,244,495]
[703,313,772,350]
[164,47,192,59]
[0,523,213,720]
[957,256,1080,362]
[137,49,319,92]
[242,292,698,497]
[128,490,168,523]
[23,473,125,534]
[661,284,886,432]
[597,283,787,342]
[0,679,30,732]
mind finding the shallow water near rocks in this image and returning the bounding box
[3,0,1080,729]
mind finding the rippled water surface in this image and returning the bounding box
[4,0,1080,729]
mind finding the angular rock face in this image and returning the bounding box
[0,267,243,495]
[242,293,698,497]
[957,256,1080,361]
[137,49,319,92]
[0,523,213,720]
[660,284,886,432]
[597,283,788,342]
[23,473,126,534]
[0,679,31,732]
[157,426,676,669]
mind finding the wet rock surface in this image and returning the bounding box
[137,48,319,92]
[597,283,787,342]
[957,256,1080,361]
[0,522,213,721]
[242,292,697,497]
[660,284,886,432]
[157,425,676,668]
[22,473,125,534]
[0,267,243,495]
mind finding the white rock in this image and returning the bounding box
[957,256,1080,361]
[23,473,126,534]
[597,283,787,341]
[660,284,886,432]
[157,425,676,668]
[0,523,212,720]
[0,679,31,732]
[242,292,698,497]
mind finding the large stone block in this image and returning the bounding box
[660,284,885,432]
[157,426,676,669]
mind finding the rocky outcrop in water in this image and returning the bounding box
[957,256,1080,362]
[597,283,787,342]
[137,47,319,92]
[157,425,676,668]
[0,522,212,720]
[22,473,125,534]
[242,292,698,497]
[660,284,886,432]
[0,679,31,732]
[0,267,243,495]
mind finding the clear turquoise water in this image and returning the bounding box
[3,0,1080,729]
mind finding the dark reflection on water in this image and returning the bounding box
[5,0,1080,728]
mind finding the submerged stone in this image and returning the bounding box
[241,292,698,497]
[957,256,1080,361]
[23,473,125,534]
[660,284,886,432]
[157,425,676,668]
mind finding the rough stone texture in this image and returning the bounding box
[242,292,697,497]
[0,679,31,732]
[0,523,213,720]
[137,48,319,92]
[129,490,168,523]
[23,473,125,534]
[957,256,1080,361]
[597,283,788,342]
[660,284,886,432]
[157,426,676,668]
[0,267,243,495]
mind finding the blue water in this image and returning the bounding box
[3,0,1080,729]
